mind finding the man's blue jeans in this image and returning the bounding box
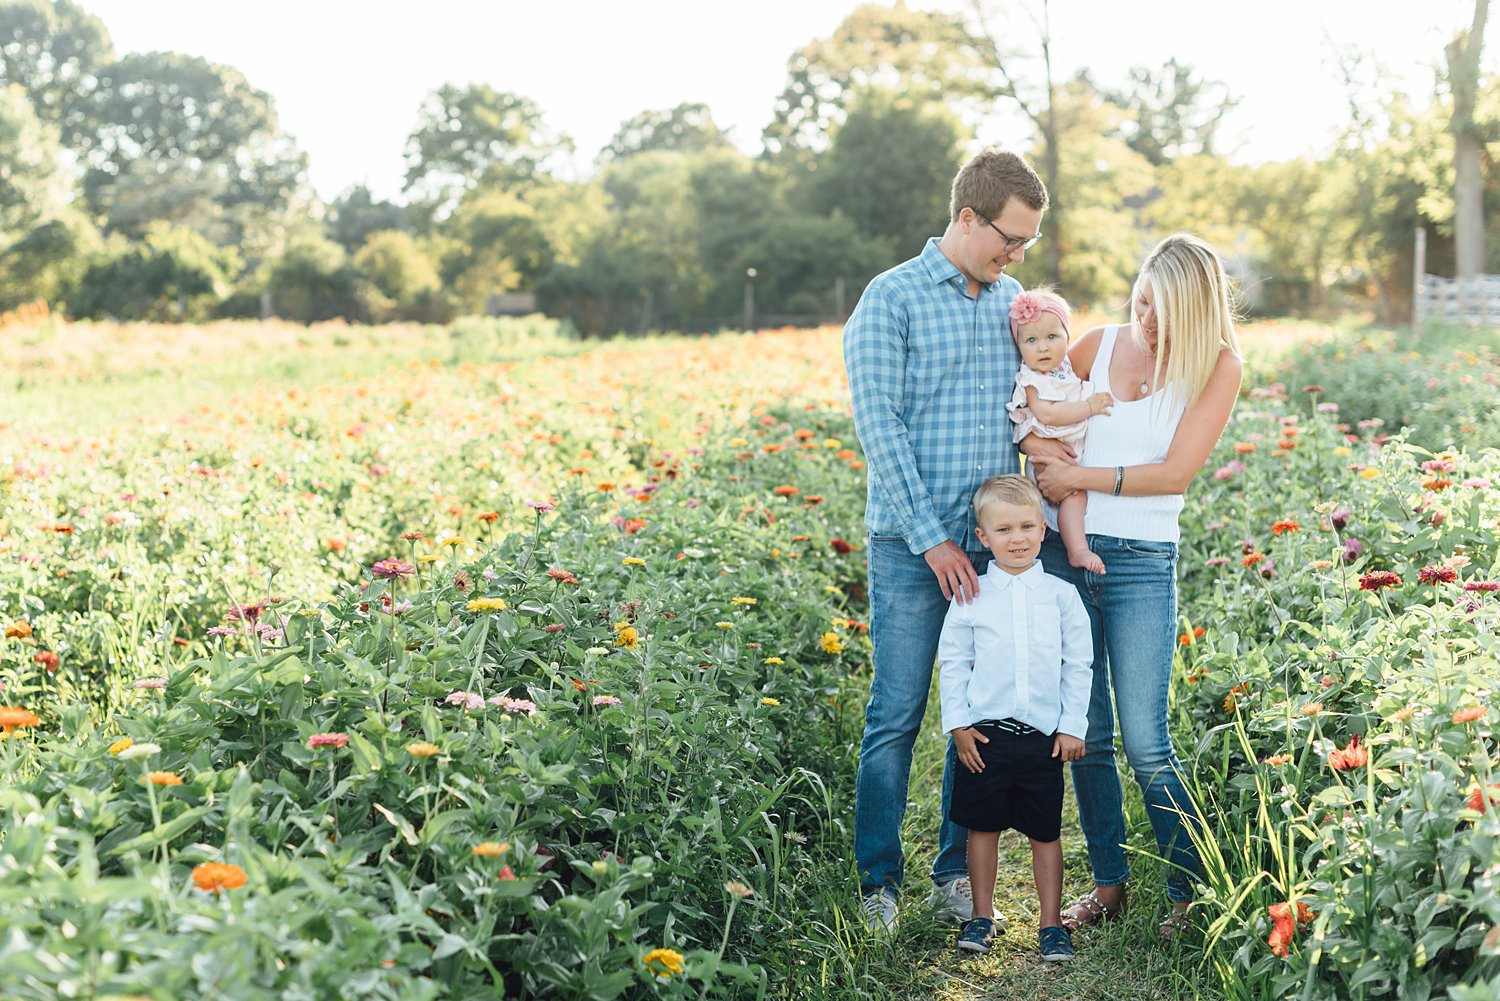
[1040,531,1201,902]
[854,538,988,894]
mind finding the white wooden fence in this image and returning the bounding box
[1414,274,1500,327]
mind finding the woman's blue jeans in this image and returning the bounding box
[854,538,988,894]
[1040,531,1201,902]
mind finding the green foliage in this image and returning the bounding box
[1171,349,1500,998]
[1103,58,1239,166]
[353,230,443,322]
[762,1,995,158]
[402,83,573,212]
[69,222,237,321]
[0,0,111,127]
[796,87,967,256]
[1266,323,1500,448]
[327,184,411,253]
[75,51,308,246]
[599,102,732,163]
[265,233,361,323]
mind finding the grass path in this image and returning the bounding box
[858,676,1220,1000]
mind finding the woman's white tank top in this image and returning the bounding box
[1079,325,1189,543]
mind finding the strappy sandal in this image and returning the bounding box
[1159,909,1191,943]
[1060,890,1124,933]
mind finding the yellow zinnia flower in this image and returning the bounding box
[622,557,646,566]
[109,736,134,755]
[819,632,844,654]
[466,597,508,612]
[761,697,781,707]
[642,948,685,977]
[763,657,784,665]
[406,742,440,758]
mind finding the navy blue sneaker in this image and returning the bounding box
[957,916,998,953]
[1039,924,1076,962]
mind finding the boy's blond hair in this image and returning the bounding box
[972,474,1045,521]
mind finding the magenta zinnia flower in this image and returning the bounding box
[1463,580,1500,592]
[371,558,415,580]
[307,732,349,749]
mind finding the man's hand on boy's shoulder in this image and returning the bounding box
[1052,733,1085,762]
[952,726,990,773]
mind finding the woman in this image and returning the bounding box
[1027,233,1243,939]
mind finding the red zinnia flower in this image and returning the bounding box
[1469,784,1500,813]
[1419,565,1458,585]
[830,538,854,554]
[307,732,349,749]
[1358,571,1401,591]
[32,650,58,671]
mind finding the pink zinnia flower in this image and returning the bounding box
[371,558,416,580]
[527,501,556,512]
[445,691,485,710]
[307,732,349,749]
[1463,580,1500,592]
[133,677,167,689]
[593,695,622,707]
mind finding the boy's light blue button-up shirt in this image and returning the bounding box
[937,561,1094,739]
[843,238,1022,555]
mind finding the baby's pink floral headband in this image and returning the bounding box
[1008,291,1069,341]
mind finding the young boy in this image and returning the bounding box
[937,474,1093,961]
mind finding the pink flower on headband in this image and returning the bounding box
[1010,292,1045,327]
[1008,291,1069,338]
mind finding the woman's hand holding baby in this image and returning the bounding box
[1087,392,1114,416]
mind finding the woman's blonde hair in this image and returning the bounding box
[1133,234,1242,408]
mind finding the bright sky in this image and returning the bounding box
[82,0,1492,202]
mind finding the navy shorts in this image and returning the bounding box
[948,722,1064,842]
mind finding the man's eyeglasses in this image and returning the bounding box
[974,212,1043,253]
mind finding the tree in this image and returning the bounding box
[327,185,410,253]
[598,102,731,163]
[402,84,572,212]
[70,222,237,321]
[763,1,995,157]
[1007,75,1155,307]
[76,52,308,247]
[265,233,359,322]
[1445,0,1489,277]
[797,87,967,256]
[1103,58,1238,166]
[0,0,111,131]
[0,82,96,310]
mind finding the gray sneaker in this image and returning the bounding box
[859,889,898,934]
[928,876,979,925]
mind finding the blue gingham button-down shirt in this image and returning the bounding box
[843,238,1023,555]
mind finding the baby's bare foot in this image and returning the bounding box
[1068,549,1105,574]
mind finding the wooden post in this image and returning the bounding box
[1412,226,1427,333]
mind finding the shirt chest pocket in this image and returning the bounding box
[1028,603,1063,670]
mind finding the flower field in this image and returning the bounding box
[0,315,1496,999]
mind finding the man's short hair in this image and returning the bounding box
[973,474,1045,521]
[950,148,1049,222]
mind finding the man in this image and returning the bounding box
[843,147,1051,933]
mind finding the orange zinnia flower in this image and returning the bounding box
[0,705,41,735]
[1271,520,1300,535]
[772,484,799,497]
[192,862,247,894]
[1453,706,1487,724]
[1327,735,1368,771]
[5,621,32,639]
[146,771,184,786]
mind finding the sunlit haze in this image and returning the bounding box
[70,0,1499,200]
